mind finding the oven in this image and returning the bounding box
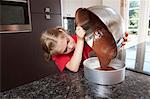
[0,0,32,33]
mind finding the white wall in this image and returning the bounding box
[61,0,102,17]
[102,0,120,14]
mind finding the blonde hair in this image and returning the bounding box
[40,26,68,61]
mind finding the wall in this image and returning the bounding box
[102,0,121,14]
[62,0,102,17]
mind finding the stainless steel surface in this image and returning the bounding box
[83,57,125,85]
[0,0,32,33]
[0,25,32,33]
[88,6,125,43]
[84,33,94,47]
[84,6,125,48]
[2,0,27,3]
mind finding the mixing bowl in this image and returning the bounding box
[75,6,125,49]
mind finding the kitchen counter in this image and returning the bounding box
[0,68,150,99]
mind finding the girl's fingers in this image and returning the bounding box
[76,26,86,38]
[120,32,129,48]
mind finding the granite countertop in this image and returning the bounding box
[0,68,150,99]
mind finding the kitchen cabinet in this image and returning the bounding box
[0,0,61,91]
[31,14,61,31]
[62,0,102,17]
[30,0,61,14]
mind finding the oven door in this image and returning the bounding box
[0,0,32,33]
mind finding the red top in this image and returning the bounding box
[52,35,92,72]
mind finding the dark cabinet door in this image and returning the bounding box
[0,14,61,91]
[30,13,62,74]
[0,32,59,91]
[30,13,62,68]
[0,0,62,92]
[31,14,62,32]
[30,0,61,14]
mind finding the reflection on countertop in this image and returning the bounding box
[125,38,150,75]
[0,68,150,99]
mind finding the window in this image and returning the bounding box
[124,0,150,74]
[143,13,150,73]
[128,0,140,35]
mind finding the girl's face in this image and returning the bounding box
[54,32,75,54]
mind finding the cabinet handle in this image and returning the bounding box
[44,7,50,13]
[45,14,51,20]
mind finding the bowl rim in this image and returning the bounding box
[83,57,125,73]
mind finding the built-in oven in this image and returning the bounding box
[0,0,32,33]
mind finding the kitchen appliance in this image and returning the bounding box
[0,0,32,33]
[83,57,125,85]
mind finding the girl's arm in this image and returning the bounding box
[65,26,85,72]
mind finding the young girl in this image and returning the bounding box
[40,26,92,72]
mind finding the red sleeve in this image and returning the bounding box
[71,35,77,43]
[51,35,76,72]
[83,44,93,60]
[52,54,71,72]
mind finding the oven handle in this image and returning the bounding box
[2,0,27,3]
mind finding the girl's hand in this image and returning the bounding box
[75,26,86,40]
[121,32,128,48]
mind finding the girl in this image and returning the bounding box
[40,26,92,72]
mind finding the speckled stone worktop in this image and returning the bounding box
[0,68,150,99]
